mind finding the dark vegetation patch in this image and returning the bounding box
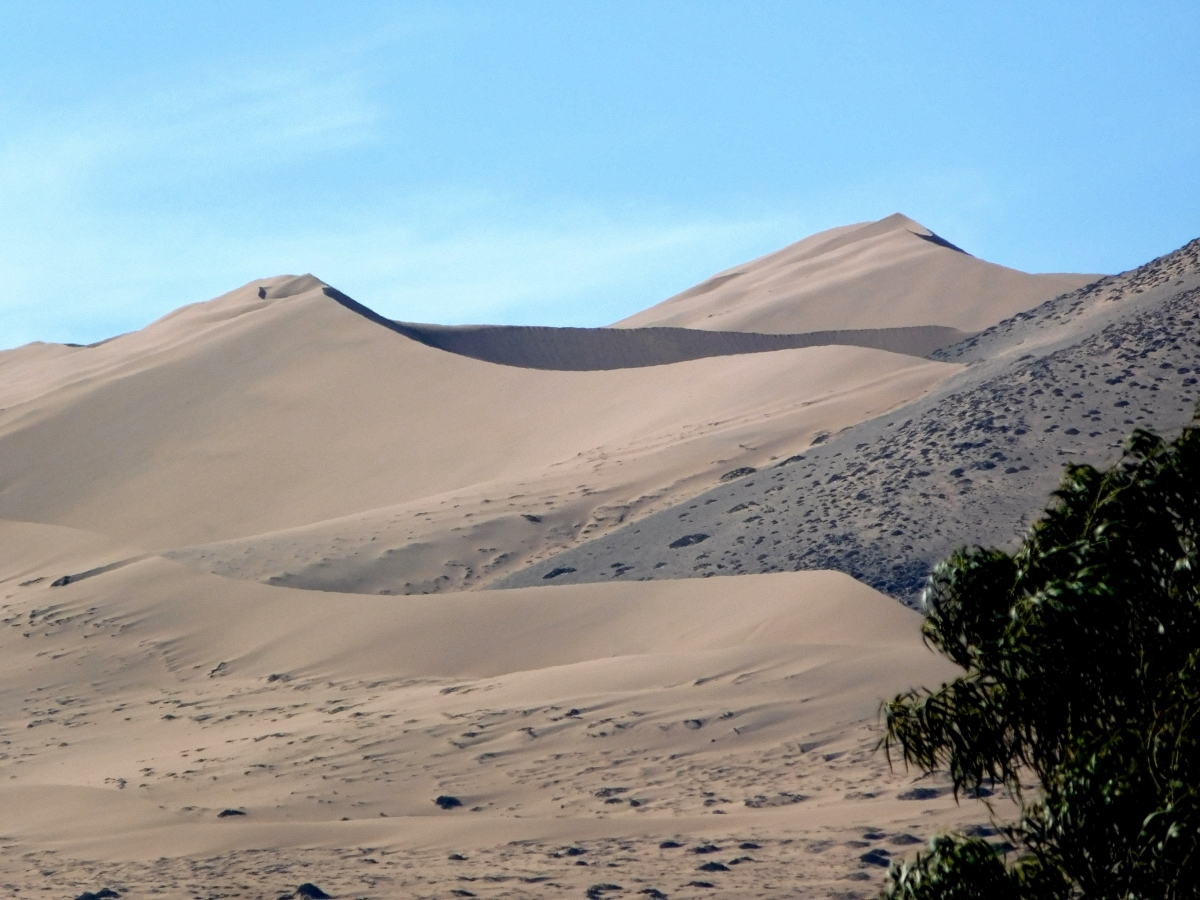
[882,419,1200,895]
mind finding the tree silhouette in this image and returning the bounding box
[880,418,1200,898]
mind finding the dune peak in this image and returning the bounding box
[258,272,329,300]
[612,214,1097,334]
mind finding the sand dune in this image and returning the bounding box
[0,276,958,593]
[614,213,1096,334]
[0,519,997,896]
[166,343,954,595]
[0,216,1091,897]
[504,236,1200,603]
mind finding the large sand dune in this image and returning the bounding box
[0,275,958,594]
[0,216,1088,896]
[504,236,1200,603]
[614,213,1096,334]
[0,519,994,897]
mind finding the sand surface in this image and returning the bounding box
[614,213,1095,334]
[0,521,1003,899]
[0,276,958,595]
[505,237,1200,603]
[0,217,1096,898]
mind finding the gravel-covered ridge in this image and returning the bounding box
[493,238,1200,606]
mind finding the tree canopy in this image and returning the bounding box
[880,419,1200,899]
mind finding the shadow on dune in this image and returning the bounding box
[322,287,968,370]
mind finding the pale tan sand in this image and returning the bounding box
[0,225,1061,897]
[0,522,1001,897]
[613,213,1097,334]
[0,275,959,594]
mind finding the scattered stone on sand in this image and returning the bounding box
[897,787,945,800]
[719,467,757,482]
[860,848,893,867]
[744,792,806,808]
[500,242,1200,607]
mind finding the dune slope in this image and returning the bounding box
[0,276,958,593]
[501,236,1200,603]
[614,213,1096,334]
[0,520,993,896]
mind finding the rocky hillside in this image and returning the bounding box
[496,237,1200,606]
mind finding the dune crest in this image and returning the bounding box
[503,235,1200,603]
[0,276,959,593]
[614,212,1097,334]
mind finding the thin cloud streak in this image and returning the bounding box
[0,189,804,347]
[324,213,804,326]
[0,68,377,199]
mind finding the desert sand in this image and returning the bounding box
[509,236,1200,605]
[614,213,1095,334]
[1,520,997,899]
[0,275,959,596]
[0,215,1097,898]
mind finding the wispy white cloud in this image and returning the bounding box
[0,53,386,346]
[0,184,803,347]
[0,66,377,200]
[303,206,802,326]
[0,11,816,348]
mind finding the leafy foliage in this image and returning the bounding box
[880,420,1200,899]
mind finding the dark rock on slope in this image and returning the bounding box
[494,237,1200,606]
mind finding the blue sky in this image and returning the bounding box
[2,2,1198,348]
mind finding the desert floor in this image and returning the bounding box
[0,521,1000,899]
